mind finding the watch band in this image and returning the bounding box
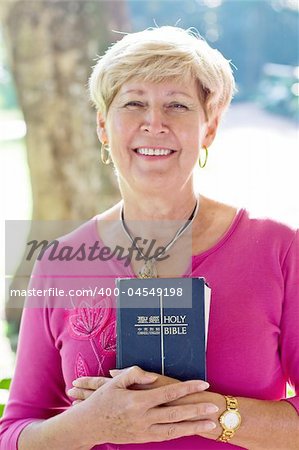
[217,395,241,443]
[218,429,235,443]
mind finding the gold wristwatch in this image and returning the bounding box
[217,395,242,443]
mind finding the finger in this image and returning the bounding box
[143,380,209,409]
[109,368,144,378]
[72,376,108,390]
[148,403,219,424]
[150,419,216,441]
[67,387,94,400]
[72,400,82,406]
[109,368,125,377]
[114,366,158,389]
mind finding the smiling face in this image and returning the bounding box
[97,77,219,195]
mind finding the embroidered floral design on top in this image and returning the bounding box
[100,320,116,354]
[68,296,116,376]
[75,352,89,378]
[69,304,110,339]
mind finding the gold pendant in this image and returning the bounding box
[138,259,158,278]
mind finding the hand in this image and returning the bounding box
[68,375,110,405]
[68,366,218,445]
[68,368,179,404]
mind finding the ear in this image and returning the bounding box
[96,111,108,143]
[202,115,220,148]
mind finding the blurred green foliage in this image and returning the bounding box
[257,63,299,120]
[0,71,18,110]
[0,378,11,418]
[0,378,11,390]
[0,30,18,110]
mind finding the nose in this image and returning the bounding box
[140,107,169,135]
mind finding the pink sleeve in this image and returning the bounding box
[0,264,70,449]
[279,230,299,414]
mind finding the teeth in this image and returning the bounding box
[136,148,173,156]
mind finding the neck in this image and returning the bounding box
[119,190,200,244]
[120,186,199,222]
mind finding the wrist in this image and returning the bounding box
[216,395,242,443]
[61,403,100,448]
[18,408,95,450]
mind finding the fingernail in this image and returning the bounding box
[199,381,210,390]
[206,422,217,430]
[143,373,158,382]
[109,369,121,376]
[68,388,75,396]
[72,380,80,387]
[206,405,219,414]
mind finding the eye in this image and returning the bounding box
[168,103,189,111]
[123,101,144,109]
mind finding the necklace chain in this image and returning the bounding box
[120,198,199,278]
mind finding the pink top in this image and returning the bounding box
[1,209,298,450]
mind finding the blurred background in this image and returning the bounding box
[0,0,298,409]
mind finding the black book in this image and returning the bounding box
[116,277,211,381]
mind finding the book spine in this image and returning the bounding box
[116,278,122,369]
[159,292,165,375]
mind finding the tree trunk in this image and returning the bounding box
[2,0,131,219]
[1,0,131,337]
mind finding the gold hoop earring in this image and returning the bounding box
[100,142,111,165]
[199,146,208,168]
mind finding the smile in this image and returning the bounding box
[133,147,177,156]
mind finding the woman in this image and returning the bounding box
[0,26,298,450]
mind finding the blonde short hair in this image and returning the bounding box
[89,26,236,120]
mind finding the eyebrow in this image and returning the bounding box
[120,89,193,99]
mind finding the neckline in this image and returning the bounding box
[91,207,246,278]
[192,207,245,261]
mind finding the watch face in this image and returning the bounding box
[223,411,241,430]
